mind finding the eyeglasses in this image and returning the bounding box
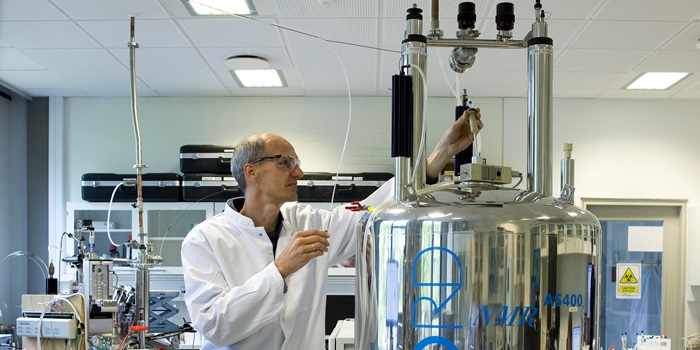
[249,154,301,170]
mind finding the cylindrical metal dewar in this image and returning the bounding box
[355,185,600,349]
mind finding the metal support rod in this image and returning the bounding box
[129,17,146,242]
[427,38,527,49]
[136,264,149,347]
[128,17,150,348]
[526,17,554,196]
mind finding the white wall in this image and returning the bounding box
[60,95,700,336]
[62,96,504,201]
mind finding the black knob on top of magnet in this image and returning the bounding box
[457,2,477,30]
[406,6,423,20]
[496,2,515,31]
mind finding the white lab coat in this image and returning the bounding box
[181,180,393,350]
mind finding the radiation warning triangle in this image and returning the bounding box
[619,267,638,284]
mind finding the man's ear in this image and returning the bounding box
[243,163,256,181]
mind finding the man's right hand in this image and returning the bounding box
[274,229,330,279]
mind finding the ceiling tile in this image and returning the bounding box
[109,47,210,71]
[381,19,409,47]
[178,17,284,47]
[200,47,293,70]
[21,49,125,72]
[1,0,700,99]
[593,0,700,21]
[685,79,700,91]
[137,71,226,95]
[276,0,378,18]
[382,1,466,19]
[78,20,191,49]
[542,20,588,48]
[671,90,700,98]
[635,51,700,72]
[0,48,45,70]
[553,90,602,98]
[299,69,376,92]
[281,19,378,47]
[0,0,67,21]
[26,88,89,97]
[55,0,170,20]
[568,20,687,49]
[0,71,72,89]
[0,21,100,49]
[288,46,377,70]
[597,89,676,99]
[555,48,650,72]
[554,71,622,90]
[53,70,157,96]
[512,0,605,20]
[661,21,700,51]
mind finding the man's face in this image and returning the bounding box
[250,138,304,204]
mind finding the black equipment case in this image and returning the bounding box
[81,173,182,202]
[296,172,393,202]
[182,173,242,202]
[179,145,236,174]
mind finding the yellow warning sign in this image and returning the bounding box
[620,267,638,284]
[619,286,639,293]
[616,263,641,299]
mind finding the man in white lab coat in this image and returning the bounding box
[181,110,483,350]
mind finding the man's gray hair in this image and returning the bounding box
[230,133,268,193]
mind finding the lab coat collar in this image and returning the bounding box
[224,197,256,228]
[225,197,290,235]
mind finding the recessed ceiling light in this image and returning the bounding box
[225,55,270,70]
[231,70,286,88]
[182,0,256,15]
[625,72,690,90]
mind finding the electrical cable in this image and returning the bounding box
[406,64,429,186]
[37,294,85,350]
[107,181,126,246]
[682,333,700,350]
[511,172,524,188]
[323,36,353,214]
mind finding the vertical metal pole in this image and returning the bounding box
[128,17,149,348]
[527,11,553,196]
[402,5,428,193]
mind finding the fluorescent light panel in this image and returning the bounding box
[625,72,689,90]
[232,70,285,87]
[184,0,255,15]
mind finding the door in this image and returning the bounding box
[581,199,685,350]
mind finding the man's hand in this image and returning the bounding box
[274,229,330,279]
[426,108,484,179]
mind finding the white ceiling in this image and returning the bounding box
[1,0,700,99]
